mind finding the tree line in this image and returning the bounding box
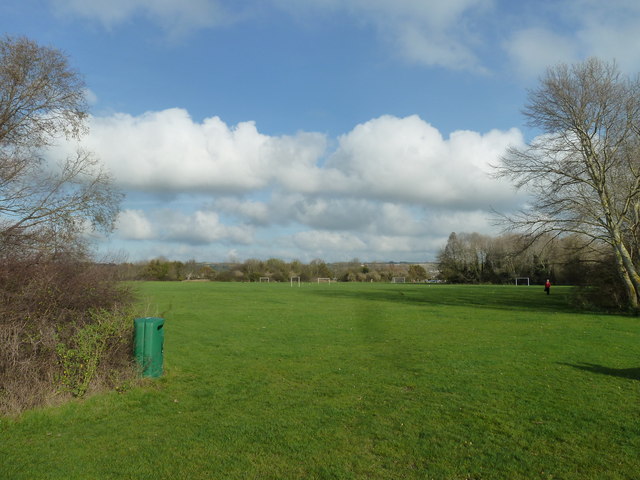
[438,230,626,309]
[112,258,435,284]
[438,232,617,286]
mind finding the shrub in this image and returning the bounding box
[55,307,135,398]
[568,254,631,312]
[0,256,137,415]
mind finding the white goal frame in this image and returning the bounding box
[317,277,331,284]
[259,277,270,283]
[515,277,530,286]
[391,277,406,284]
[290,276,301,287]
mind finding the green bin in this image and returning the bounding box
[134,317,165,378]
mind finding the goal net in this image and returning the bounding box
[515,277,530,286]
[317,278,331,284]
[259,277,270,283]
[391,277,406,284]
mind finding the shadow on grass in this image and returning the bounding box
[308,285,585,315]
[559,363,640,381]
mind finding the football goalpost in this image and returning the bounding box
[515,277,530,286]
[259,277,270,283]
[317,278,331,284]
[391,277,405,284]
[290,276,301,287]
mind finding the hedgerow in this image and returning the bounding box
[0,255,136,415]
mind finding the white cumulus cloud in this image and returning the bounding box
[53,110,520,211]
[161,210,252,245]
[114,208,254,246]
[323,115,522,208]
[116,209,155,240]
[58,109,326,194]
[48,109,524,259]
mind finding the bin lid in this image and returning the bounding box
[135,317,165,328]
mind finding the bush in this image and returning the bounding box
[55,306,136,398]
[0,256,137,415]
[568,254,631,312]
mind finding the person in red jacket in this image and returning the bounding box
[544,279,551,295]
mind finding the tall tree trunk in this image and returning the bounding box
[613,242,640,309]
[602,190,640,309]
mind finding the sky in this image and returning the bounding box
[2,0,640,263]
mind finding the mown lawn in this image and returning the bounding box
[1,282,639,479]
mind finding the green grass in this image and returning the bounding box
[1,282,639,479]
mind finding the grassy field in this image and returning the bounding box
[1,282,639,479]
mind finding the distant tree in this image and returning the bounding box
[290,259,308,281]
[437,235,455,282]
[407,264,427,282]
[309,259,333,280]
[497,58,640,309]
[142,259,170,281]
[335,258,365,282]
[438,232,475,283]
[183,259,195,280]
[437,232,560,284]
[242,258,264,282]
[265,258,288,282]
[199,265,216,280]
[170,261,184,280]
[367,270,382,282]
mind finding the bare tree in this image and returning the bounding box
[0,36,120,257]
[497,58,640,309]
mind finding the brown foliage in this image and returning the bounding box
[0,256,135,415]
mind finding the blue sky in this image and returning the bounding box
[3,0,640,263]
